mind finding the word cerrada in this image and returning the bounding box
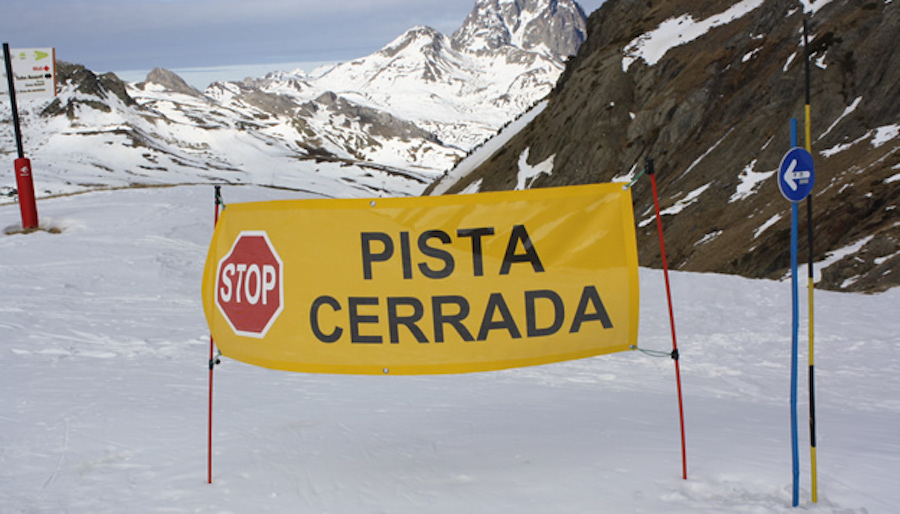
[309,287,614,344]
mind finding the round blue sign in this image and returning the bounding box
[778,147,815,202]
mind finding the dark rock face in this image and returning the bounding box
[300,93,439,143]
[42,61,136,118]
[138,68,203,97]
[452,0,587,58]
[442,0,900,293]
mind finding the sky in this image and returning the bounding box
[4,0,605,87]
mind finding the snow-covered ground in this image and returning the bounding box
[2,185,898,513]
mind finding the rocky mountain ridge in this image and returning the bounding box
[431,0,900,293]
[452,0,587,56]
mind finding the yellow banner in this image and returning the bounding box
[201,184,639,374]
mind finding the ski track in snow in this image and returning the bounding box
[1,185,898,513]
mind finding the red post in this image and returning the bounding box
[14,157,38,230]
[208,342,215,485]
[208,186,222,484]
[648,158,688,480]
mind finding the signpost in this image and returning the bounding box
[200,185,697,483]
[780,128,815,508]
[0,46,57,98]
[779,147,815,203]
[3,44,56,231]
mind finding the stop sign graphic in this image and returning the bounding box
[215,231,284,338]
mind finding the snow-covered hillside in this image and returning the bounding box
[0,86,435,201]
[1,185,898,512]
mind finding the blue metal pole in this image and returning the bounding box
[790,120,800,507]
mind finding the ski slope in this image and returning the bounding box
[1,185,898,513]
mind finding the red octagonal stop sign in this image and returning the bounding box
[215,231,284,338]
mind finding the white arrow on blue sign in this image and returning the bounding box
[778,147,815,202]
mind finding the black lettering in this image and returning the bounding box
[478,293,522,340]
[361,232,393,280]
[349,297,382,344]
[388,297,428,343]
[457,227,494,277]
[310,296,343,343]
[525,290,565,337]
[400,231,413,280]
[500,225,545,275]
[418,230,454,279]
[432,296,474,343]
[570,286,614,332]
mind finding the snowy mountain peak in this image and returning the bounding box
[137,68,203,97]
[304,0,586,151]
[452,0,587,58]
[379,26,449,58]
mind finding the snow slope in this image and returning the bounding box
[0,90,437,202]
[2,185,898,512]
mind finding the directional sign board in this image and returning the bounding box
[778,147,815,203]
[1,47,57,98]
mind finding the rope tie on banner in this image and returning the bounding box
[630,345,679,360]
[623,163,650,190]
[209,349,222,370]
[215,185,226,210]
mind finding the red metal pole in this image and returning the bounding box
[208,341,214,484]
[648,159,688,480]
[208,186,221,484]
[14,158,38,230]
